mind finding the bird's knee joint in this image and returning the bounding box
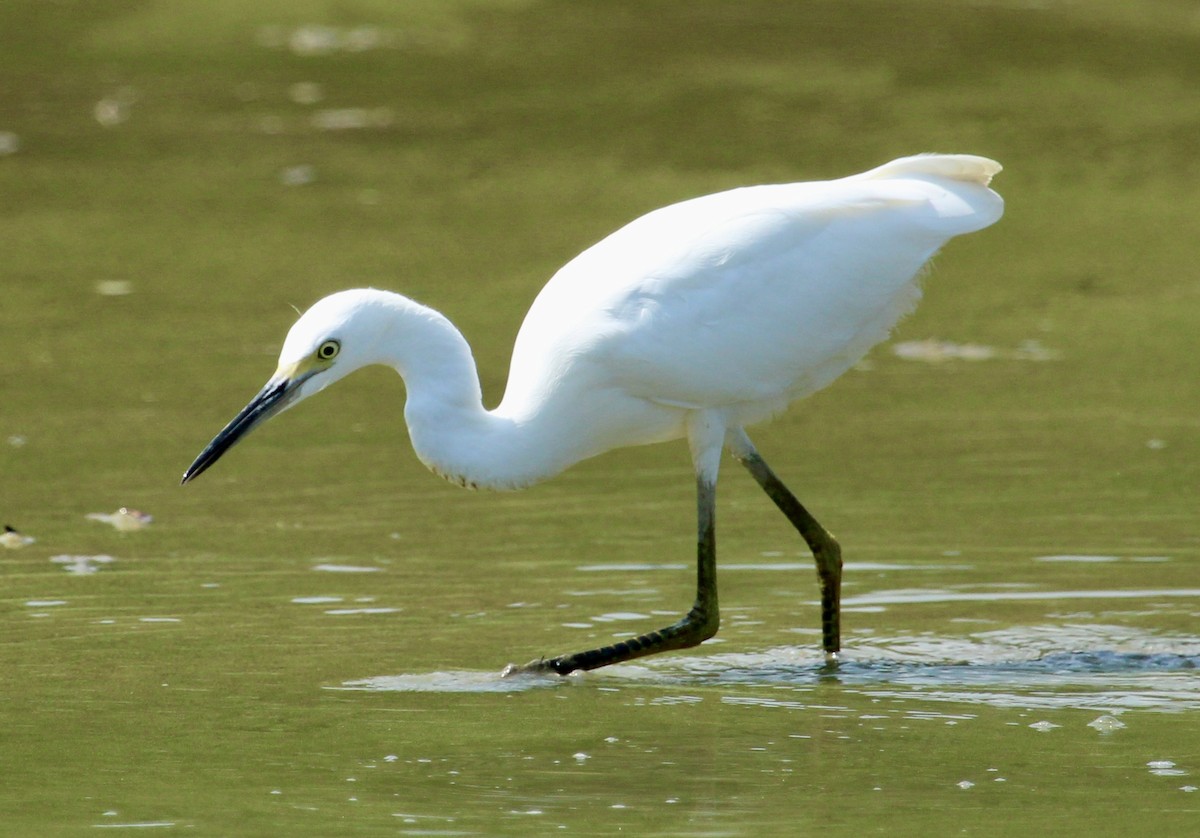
[815,532,842,573]
[684,606,720,644]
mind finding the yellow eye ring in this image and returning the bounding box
[316,339,340,361]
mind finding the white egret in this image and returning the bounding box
[182,154,1003,675]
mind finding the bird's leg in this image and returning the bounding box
[728,430,842,661]
[502,473,720,677]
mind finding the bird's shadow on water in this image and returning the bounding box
[333,626,1200,711]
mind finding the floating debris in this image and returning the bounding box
[1147,760,1188,777]
[51,554,116,575]
[891,338,1060,363]
[1028,720,1060,732]
[0,131,19,155]
[95,280,133,296]
[1087,715,1127,733]
[280,164,316,186]
[1,525,35,549]
[94,99,128,126]
[86,508,153,531]
[93,88,138,127]
[311,107,394,131]
[312,563,380,573]
[7,435,27,447]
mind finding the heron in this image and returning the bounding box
[182,154,1003,675]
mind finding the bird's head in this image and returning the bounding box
[181,289,397,484]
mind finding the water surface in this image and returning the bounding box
[3,1,1200,835]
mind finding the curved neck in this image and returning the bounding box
[384,298,553,490]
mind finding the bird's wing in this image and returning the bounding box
[501,158,1002,419]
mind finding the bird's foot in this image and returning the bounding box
[500,658,564,678]
[817,650,842,680]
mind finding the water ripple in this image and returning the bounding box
[334,670,561,693]
[624,624,1200,712]
[330,625,1200,711]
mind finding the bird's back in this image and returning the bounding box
[497,155,1002,437]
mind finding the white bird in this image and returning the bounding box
[182,154,1004,675]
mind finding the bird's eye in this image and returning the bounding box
[316,339,340,361]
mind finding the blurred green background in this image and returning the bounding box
[2,1,1199,835]
[4,0,1199,541]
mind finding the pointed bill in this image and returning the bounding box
[181,370,309,484]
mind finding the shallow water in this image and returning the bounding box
[4,0,1200,834]
[5,542,1198,834]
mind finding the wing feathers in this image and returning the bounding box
[854,153,1002,187]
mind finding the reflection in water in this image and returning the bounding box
[577,560,972,573]
[50,554,116,575]
[339,624,1200,714]
[323,606,401,615]
[338,669,564,694]
[648,624,1200,712]
[311,563,382,573]
[842,588,1200,606]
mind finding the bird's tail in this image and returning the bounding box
[855,154,1002,187]
[848,153,1004,235]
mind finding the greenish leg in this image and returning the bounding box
[503,475,720,677]
[732,442,842,661]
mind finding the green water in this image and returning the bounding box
[3,1,1199,834]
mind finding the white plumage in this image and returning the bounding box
[184,154,1003,674]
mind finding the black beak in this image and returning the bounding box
[181,375,300,484]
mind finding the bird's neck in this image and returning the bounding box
[384,297,554,490]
